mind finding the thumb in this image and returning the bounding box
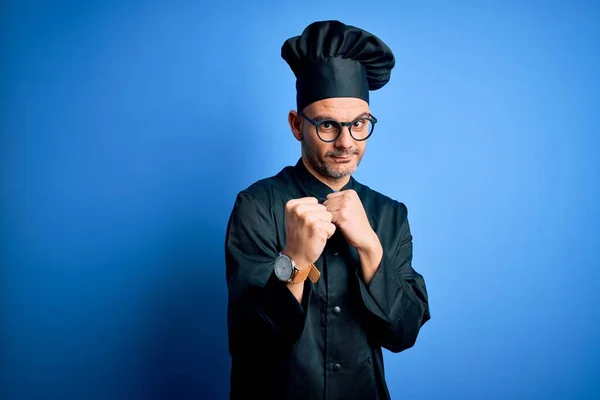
[325,222,337,239]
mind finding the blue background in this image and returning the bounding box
[1,1,599,399]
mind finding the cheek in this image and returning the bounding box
[357,143,367,155]
[306,136,329,155]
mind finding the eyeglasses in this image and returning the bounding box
[299,112,377,142]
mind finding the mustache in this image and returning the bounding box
[326,149,359,157]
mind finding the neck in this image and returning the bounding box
[301,155,351,191]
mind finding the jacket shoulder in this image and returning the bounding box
[353,180,409,224]
[236,166,294,207]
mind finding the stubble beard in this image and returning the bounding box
[302,140,362,179]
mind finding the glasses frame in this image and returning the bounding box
[299,111,378,142]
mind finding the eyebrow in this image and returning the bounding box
[313,112,370,121]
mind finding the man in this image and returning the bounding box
[224,20,430,400]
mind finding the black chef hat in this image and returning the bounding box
[281,20,395,112]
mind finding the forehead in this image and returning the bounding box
[304,97,370,118]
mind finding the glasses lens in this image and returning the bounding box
[317,120,341,142]
[350,118,374,140]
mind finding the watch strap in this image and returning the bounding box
[290,263,321,284]
[307,264,321,284]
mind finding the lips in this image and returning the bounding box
[331,154,353,160]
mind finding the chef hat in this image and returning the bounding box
[281,20,395,111]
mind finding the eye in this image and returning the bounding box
[319,120,338,132]
[353,119,366,129]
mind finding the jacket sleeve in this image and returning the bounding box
[356,202,430,353]
[225,190,311,361]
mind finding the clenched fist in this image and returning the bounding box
[324,189,383,284]
[323,189,376,251]
[283,197,336,269]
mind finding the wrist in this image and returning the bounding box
[277,249,322,285]
[356,231,382,256]
[281,248,310,270]
[356,233,383,284]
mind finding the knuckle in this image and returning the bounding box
[305,214,316,224]
[286,200,297,212]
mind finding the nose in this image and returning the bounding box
[334,125,354,149]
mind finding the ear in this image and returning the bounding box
[288,110,303,141]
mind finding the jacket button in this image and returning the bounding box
[333,363,341,372]
[333,252,339,256]
[333,306,341,314]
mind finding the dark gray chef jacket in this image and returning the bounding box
[224,157,430,399]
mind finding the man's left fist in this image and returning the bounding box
[323,189,376,250]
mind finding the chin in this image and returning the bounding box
[325,163,358,178]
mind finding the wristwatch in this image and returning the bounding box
[274,252,320,284]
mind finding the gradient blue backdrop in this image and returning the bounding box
[2,1,599,399]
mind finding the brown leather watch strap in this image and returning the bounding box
[290,263,321,284]
[307,264,321,284]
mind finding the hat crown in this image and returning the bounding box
[281,20,395,110]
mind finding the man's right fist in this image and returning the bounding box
[282,197,336,269]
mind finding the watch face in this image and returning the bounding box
[274,255,293,281]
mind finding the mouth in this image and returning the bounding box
[330,153,354,159]
[330,155,353,163]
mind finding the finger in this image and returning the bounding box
[329,210,341,225]
[288,197,319,206]
[298,196,319,203]
[315,210,333,223]
[297,203,327,215]
[323,197,345,211]
[317,221,337,239]
[325,222,336,238]
[323,199,343,212]
[302,210,332,225]
[326,191,347,199]
[323,195,346,204]
[286,197,318,214]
